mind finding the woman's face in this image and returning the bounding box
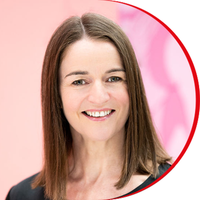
[59,38,129,142]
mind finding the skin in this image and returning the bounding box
[59,38,149,199]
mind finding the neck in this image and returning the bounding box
[68,132,125,184]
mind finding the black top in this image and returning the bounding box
[117,163,171,198]
[6,163,171,200]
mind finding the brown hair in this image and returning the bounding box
[32,13,171,200]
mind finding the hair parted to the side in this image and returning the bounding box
[31,13,171,200]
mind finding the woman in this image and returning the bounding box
[6,13,171,200]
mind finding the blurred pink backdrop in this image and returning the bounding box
[0,1,195,199]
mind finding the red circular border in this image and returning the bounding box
[102,0,200,199]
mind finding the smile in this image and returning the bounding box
[82,109,115,121]
[84,110,113,117]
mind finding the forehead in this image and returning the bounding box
[60,38,123,74]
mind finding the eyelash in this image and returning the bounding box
[72,79,87,86]
[72,76,123,86]
[107,76,122,82]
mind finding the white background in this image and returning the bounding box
[117,0,200,199]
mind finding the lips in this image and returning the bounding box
[82,109,115,120]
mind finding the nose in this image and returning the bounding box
[87,80,110,105]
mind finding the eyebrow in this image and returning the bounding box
[64,68,125,78]
[105,68,125,73]
[64,71,88,78]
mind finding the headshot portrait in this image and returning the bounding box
[1,0,198,200]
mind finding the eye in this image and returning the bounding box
[107,76,122,82]
[72,79,87,86]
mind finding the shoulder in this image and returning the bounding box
[118,163,171,198]
[157,162,171,177]
[6,173,47,200]
[142,163,171,187]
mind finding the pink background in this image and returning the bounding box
[0,1,196,199]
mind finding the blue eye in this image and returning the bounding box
[107,77,122,82]
[72,79,86,86]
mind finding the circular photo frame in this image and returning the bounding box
[1,0,199,200]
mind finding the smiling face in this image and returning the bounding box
[59,38,129,142]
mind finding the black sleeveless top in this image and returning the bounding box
[6,163,171,200]
[117,163,171,198]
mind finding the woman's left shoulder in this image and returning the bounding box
[157,163,171,177]
[5,173,47,200]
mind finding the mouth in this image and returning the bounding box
[82,109,115,118]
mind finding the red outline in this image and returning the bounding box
[102,0,200,199]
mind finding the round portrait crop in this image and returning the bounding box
[5,12,174,200]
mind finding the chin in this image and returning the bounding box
[82,128,123,142]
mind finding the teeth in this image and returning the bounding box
[85,110,112,117]
[94,112,99,117]
[100,111,104,117]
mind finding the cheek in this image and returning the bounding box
[60,89,86,118]
[121,91,129,105]
[61,90,78,115]
[112,87,129,107]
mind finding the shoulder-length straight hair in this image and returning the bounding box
[32,13,171,200]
